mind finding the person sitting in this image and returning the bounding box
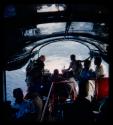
[11,88,35,122]
[52,70,79,102]
[51,69,63,82]
[65,71,79,101]
[63,79,94,123]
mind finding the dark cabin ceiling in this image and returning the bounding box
[3,4,110,70]
[4,4,110,27]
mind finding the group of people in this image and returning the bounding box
[3,55,46,123]
[3,54,106,122]
[25,54,104,96]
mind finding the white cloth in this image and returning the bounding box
[86,80,95,102]
[67,77,79,97]
[95,65,104,78]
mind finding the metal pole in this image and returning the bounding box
[0,70,6,103]
[3,70,6,101]
[0,71,3,102]
[40,82,54,122]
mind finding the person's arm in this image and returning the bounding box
[97,65,104,78]
[66,62,71,71]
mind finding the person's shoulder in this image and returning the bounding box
[76,60,82,64]
[23,99,32,104]
[23,99,33,107]
[11,102,19,109]
[70,61,73,64]
[89,68,94,72]
[76,60,81,62]
[100,64,104,68]
[11,102,16,106]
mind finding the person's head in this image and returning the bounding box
[94,56,102,66]
[13,88,23,102]
[84,59,91,70]
[39,55,46,62]
[53,69,59,75]
[70,54,76,61]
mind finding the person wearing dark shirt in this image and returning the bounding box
[31,55,45,81]
[26,55,46,98]
[52,69,63,82]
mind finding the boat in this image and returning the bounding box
[1,3,110,123]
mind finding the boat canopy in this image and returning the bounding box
[3,4,110,70]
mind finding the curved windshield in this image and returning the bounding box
[35,41,90,73]
[6,41,109,103]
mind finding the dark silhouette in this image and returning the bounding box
[79,59,96,102]
[26,55,46,84]
[52,69,63,82]
[25,55,46,99]
[66,54,82,80]
[94,56,104,78]
[12,88,35,122]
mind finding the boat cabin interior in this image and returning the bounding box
[1,3,111,124]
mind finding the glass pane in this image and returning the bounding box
[36,23,66,35]
[24,23,66,36]
[69,22,94,32]
[37,4,66,13]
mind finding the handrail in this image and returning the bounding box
[40,82,54,122]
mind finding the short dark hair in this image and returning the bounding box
[94,56,102,65]
[70,54,76,60]
[84,59,91,68]
[13,88,23,98]
[53,69,59,75]
[40,55,45,59]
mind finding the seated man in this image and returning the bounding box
[51,69,63,82]
[11,88,35,122]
